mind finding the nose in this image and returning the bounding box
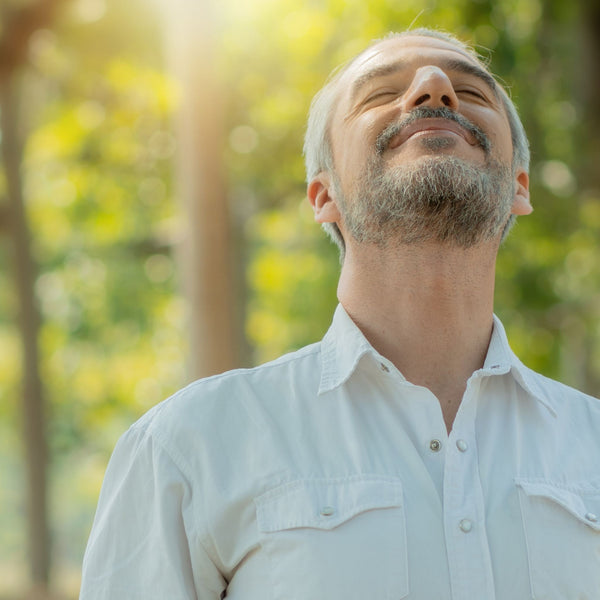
[401,66,459,111]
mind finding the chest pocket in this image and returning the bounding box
[255,475,409,600]
[516,479,600,600]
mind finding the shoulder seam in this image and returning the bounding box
[174,342,322,395]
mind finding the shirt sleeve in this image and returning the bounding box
[80,422,226,600]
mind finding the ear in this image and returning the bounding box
[307,172,342,224]
[511,169,532,216]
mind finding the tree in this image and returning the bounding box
[162,0,239,379]
[0,0,67,594]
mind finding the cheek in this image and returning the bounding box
[488,128,513,163]
[461,106,510,155]
[334,119,380,177]
[347,118,380,152]
[483,113,514,162]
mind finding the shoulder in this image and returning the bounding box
[125,341,323,455]
[156,340,320,412]
[521,363,600,420]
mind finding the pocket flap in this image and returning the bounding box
[255,475,403,533]
[516,479,600,531]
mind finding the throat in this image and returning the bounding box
[341,298,493,433]
[337,239,497,433]
[414,369,473,434]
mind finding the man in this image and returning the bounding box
[80,29,600,599]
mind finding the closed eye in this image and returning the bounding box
[456,89,487,101]
[363,90,400,104]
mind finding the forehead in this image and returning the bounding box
[336,35,496,102]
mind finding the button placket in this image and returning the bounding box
[454,436,472,537]
[442,375,495,598]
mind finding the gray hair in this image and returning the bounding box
[303,28,530,255]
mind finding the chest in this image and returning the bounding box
[199,378,600,600]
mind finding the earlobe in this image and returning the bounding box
[307,172,342,223]
[511,170,533,216]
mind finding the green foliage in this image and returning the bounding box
[24,53,182,449]
[1,0,184,594]
[245,200,339,363]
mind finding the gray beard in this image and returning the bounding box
[337,155,515,248]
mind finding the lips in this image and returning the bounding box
[388,118,478,150]
[375,107,491,157]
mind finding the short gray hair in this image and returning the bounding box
[303,28,530,254]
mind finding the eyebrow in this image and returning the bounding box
[350,56,499,103]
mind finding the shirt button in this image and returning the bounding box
[456,439,468,452]
[429,439,442,452]
[380,362,390,373]
[459,519,473,533]
[585,512,598,523]
[320,506,335,517]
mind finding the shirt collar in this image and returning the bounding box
[319,304,556,417]
[319,304,393,394]
[486,315,557,416]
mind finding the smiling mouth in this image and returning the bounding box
[388,118,478,150]
[375,107,491,157]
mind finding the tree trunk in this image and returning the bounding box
[164,0,238,379]
[577,0,600,395]
[579,0,600,191]
[0,74,50,594]
[0,2,66,594]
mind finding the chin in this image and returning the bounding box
[386,153,475,178]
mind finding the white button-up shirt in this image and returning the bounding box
[80,305,600,600]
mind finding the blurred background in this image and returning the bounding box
[0,0,599,597]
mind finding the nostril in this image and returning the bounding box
[442,95,452,106]
[414,94,430,106]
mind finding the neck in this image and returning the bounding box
[338,240,498,432]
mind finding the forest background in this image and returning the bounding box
[1,0,599,598]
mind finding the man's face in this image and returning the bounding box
[330,35,514,193]
[314,35,530,248]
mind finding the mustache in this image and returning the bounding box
[375,106,491,156]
